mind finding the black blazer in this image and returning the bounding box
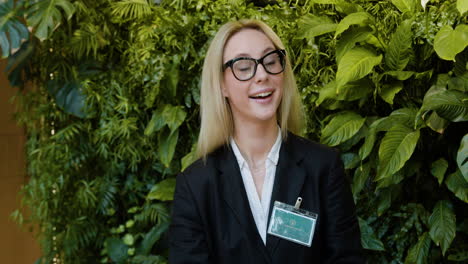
[169,133,365,264]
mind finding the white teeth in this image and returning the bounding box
[252,92,272,98]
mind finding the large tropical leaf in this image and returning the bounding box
[296,14,337,39]
[320,112,366,147]
[358,117,389,160]
[0,0,29,58]
[428,200,456,255]
[316,79,373,106]
[379,81,403,105]
[136,222,169,255]
[26,0,76,41]
[377,125,420,181]
[352,162,371,200]
[385,19,413,71]
[431,158,448,185]
[334,12,371,38]
[147,178,176,201]
[405,232,431,264]
[434,25,468,61]
[458,134,468,181]
[458,0,468,14]
[5,40,34,87]
[157,128,179,168]
[358,217,385,251]
[420,85,468,122]
[145,105,186,136]
[47,79,89,118]
[106,237,129,263]
[391,0,419,13]
[425,111,449,134]
[336,26,373,63]
[446,169,468,203]
[336,47,382,90]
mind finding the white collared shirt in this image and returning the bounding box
[230,128,282,244]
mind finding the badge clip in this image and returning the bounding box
[294,197,302,209]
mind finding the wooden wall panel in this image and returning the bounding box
[0,59,41,263]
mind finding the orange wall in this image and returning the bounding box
[0,59,41,262]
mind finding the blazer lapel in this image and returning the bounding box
[266,134,306,256]
[216,146,272,263]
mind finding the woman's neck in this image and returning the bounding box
[233,119,279,169]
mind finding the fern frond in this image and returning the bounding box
[70,23,109,57]
[111,0,153,21]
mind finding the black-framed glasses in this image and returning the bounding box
[223,49,286,81]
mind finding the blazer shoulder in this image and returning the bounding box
[179,146,227,184]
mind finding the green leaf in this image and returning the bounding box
[111,0,153,20]
[336,47,382,90]
[181,145,197,171]
[379,81,403,105]
[26,0,76,41]
[334,12,371,38]
[316,79,373,106]
[377,188,393,215]
[457,0,468,15]
[425,111,449,134]
[352,162,371,200]
[405,232,431,264]
[137,222,169,255]
[446,169,468,203]
[359,118,387,160]
[162,105,186,133]
[0,0,29,58]
[145,105,186,136]
[377,125,420,181]
[434,25,468,61]
[358,217,385,251]
[341,152,360,169]
[428,200,456,255]
[336,26,373,63]
[47,80,89,118]
[431,158,448,185]
[391,0,418,13]
[321,112,366,147]
[123,234,135,246]
[420,85,468,122]
[147,178,176,201]
[144,108,165,136]
[384,71,415,81]
[106,237,129,264]
[5,40,35,87]
[385,19,413,71]
[457,134,468,181]
[296,14,337,39]
[158,128,179,168]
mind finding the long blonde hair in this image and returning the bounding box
[197,19,305,159]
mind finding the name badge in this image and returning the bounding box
[267,198,317,247]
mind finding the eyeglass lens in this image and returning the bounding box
[232,51,284,81]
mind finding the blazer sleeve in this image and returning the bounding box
[169,171,212,264]
[323,153,366,263]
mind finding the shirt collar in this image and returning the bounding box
[230,127,282,169]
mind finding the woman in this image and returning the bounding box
[169,19,365,264]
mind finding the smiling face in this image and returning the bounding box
[222,28,284,127]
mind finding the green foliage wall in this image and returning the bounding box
[2,0,468,263]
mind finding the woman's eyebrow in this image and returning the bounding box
[231,47,276,59]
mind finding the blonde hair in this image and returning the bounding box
[197,19,305,159]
